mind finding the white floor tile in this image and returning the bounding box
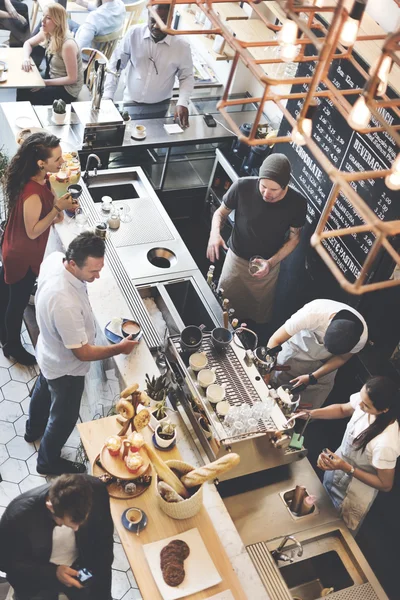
[0,400,23,422]
[0,481,20,506]
[21,397,31,415]
[65,427,81,449]
[0,506,6,519]
[0,421,16,444]
[0,354,15,368]
[111,571,130,600]
[0,444,8,466]
[19,474,46,493]
[7,435,36,460]
[2,380,29,402]
[112,543,130,572]
[127,569,138,589]
[1,457,29,483]
[27,377,38,394]
[13,414,28,437]
[26,453,45,477]
[0,368,10,387]
[61,446,77,461]
[113,530,121,544]
[9,363,37,384]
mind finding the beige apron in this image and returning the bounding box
[272,329,336,408]
[218,249,280,324]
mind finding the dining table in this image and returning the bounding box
[0,48,45,102]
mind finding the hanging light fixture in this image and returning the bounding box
[339,0,367,47]
[348,95,371,131]
[385,154,400,191]
[291,103,318,146]
[278,17,298,63]
[369,55,393,97]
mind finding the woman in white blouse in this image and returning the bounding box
[306,376,400,533]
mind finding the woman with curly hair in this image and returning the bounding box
[17,3,83,104]
[0,132,77,365]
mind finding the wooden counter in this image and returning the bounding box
[78,416,247,600]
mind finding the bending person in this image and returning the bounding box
[17,3,83,104]
[268,299,368,408]
[0,132,77,366]
[307,376,400,534]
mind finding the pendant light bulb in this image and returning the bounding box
[369,55,393,97]
[291,104,317,146]
[280,43,299,63]
[348,96,371,131]
[278,19,298,46]
[385,154,400,190]
[339,0,366,47]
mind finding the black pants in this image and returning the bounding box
[16,85,77,105]
[0,0,29,47]
[0,265,36,347]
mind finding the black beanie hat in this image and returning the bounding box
[324,310,364,355]
[259,153,291,189]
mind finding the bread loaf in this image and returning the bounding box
[143,443,189,499]
[121,383,139,398]
[181,453,240,488]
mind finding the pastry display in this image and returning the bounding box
[48,153,81,198]
[160,540,190,587]
[116,398,135,420]
[125,452,144,474]
[128,431,144,452]
[105,435,122,457]
[134,409,151,431]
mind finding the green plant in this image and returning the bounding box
[121,110,130,121]
[52,99,66,114]
[153,400,167,420]
[160,421,176,437]
[145,373,170,402]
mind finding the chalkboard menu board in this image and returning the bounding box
[277,44,400,285]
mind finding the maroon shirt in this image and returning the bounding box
[2,179,55,284]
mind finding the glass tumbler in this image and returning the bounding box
[246,418,259,433]
[119,205,132,223]
[248,255,264,275]
[75,208,88,229]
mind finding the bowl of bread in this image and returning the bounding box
[144,443,240,520]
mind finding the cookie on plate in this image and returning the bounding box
[162,562,185,587]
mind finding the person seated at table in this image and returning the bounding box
[0,0,29,47]
[103,3,194,125]
[71,0,126,52]
[0,473,114,600]
[17,3,83,104]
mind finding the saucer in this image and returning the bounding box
[105,319,143,344]
[152,433,176,451]
[131,132,146,141]
[121,507,148,533]
[0,73,8,84]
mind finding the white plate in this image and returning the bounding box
[143,528,222,600]
[0,73,7,83]
[15,116,37,129]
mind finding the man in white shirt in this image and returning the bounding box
[104,3,194,126]
[268,299,368,408]
[0,474,113,600]
[25,232,138,475]
[71,0,126,51]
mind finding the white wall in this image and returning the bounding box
[366,0,400,32]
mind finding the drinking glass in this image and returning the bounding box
[262,396,275,419]
[119,205,132,223]
[75,208,88,229]
[224,412,236,428]
[231,421,245,437]
[248,255,264,275]
[252,403,264,421]
[246,418,259,433]
[239,404,251,420]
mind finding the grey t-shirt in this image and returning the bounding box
[223,177,307,261]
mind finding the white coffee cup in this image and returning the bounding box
[207,383,226,404]
[197,368,216,389]
[134,124,146,138]
[189,352,208,373]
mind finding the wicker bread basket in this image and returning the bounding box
[155,459,203,520]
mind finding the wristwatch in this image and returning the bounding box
[308,373,318,385]
[348,465,355,475]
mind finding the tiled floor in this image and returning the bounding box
[0,327,142,600]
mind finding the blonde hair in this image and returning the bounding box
[43,3,69,56]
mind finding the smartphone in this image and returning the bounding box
[203,113,217,127]
[77,568,93,585]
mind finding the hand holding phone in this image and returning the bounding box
[77,568,93,586]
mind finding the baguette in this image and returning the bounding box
[181,453,240,488]
[143,442,189,499]
[120,383,139,398]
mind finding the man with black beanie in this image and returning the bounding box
[206,153,307,326]
[268,299,368,408]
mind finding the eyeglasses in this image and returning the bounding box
[149,57,158,76]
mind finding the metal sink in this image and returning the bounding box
[88,182,139,202]
[280,550,353,600]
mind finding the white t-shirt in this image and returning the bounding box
[284,299,368,354]
[49,525,78,567]
[348,392,400,470]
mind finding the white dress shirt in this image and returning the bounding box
[284,299,368,354]
[103,24,194,106]
[35,252,96,380]
[50,525,78,567]
[75,0,126,51]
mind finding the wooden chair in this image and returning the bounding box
[92,27,124,60]
[81,47,108,94]
[122,0,146,37]
[30,0,39,32]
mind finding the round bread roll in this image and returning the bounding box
[116,399,135,420]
